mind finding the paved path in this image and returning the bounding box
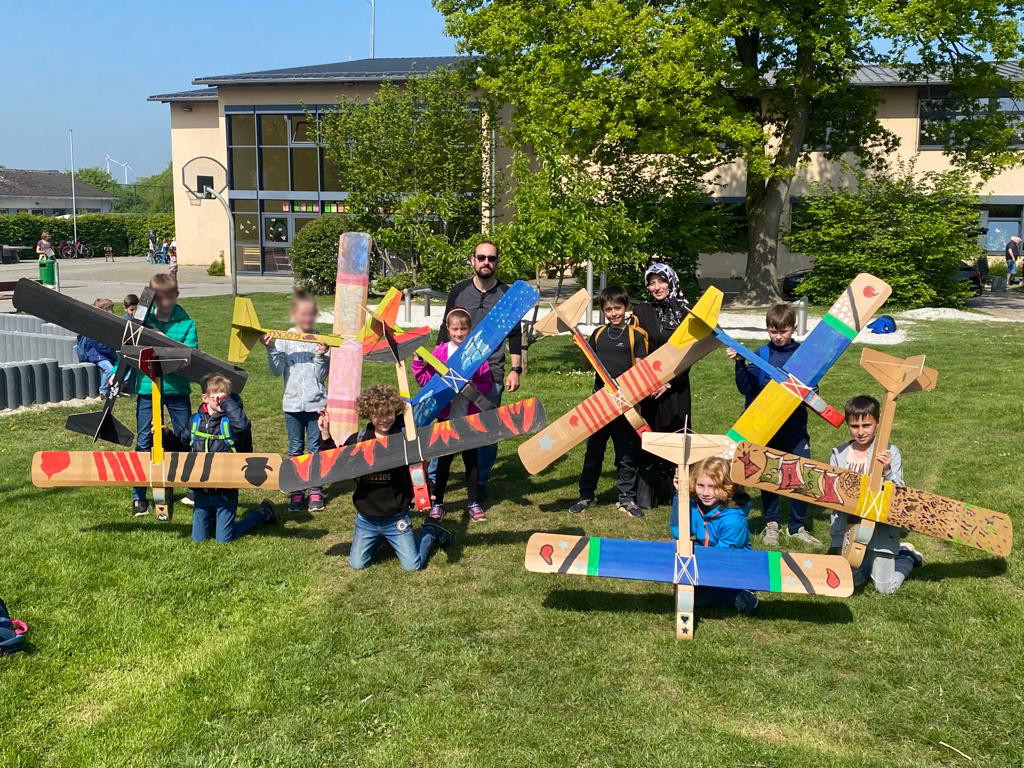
[964,286,1024,320]
[0,258,293,307]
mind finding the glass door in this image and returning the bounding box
[261,212,291,274]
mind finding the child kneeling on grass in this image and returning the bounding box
[177,374,276,543]
[828,395,923,594]
[671,457,758,615]
[318,385,454,570]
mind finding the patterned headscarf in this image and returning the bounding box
[644,262,682,300]
[644,262,688,330]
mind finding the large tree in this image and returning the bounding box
[436,0,1024,303]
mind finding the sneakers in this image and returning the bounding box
[734,590,759,615]
[617,500,645,519]
[762,521,780,547]
[428,503,445,521]
[180,490,195,508]
[899,542,924,568]
[288,491,306,513]
[568,498,594,514]
[131,499,150,518]
[307,491,325,512]
[784,526,823,548]
[424,521,455,549]
[467,503,487,522]
[260,500,278,524]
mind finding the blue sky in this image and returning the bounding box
[2,1,456,178]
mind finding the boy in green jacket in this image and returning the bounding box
[131,274,198,516]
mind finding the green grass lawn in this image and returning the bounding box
[1,293,1022,767]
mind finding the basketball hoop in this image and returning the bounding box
[181,156,228,204]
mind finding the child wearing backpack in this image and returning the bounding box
[568,286,649,518]
[177,374,275,543]
[412,307,493,523]
[727,302,821,548]
[263,289,330,513]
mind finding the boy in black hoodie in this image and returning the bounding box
[727,303,821,549]
[179,374,275,543]
[318,385,453,570]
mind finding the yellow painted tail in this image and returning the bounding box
[229,297,264,363]
[666,286,723,348]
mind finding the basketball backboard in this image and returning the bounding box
[181,156,227,204]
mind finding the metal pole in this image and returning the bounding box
[403,288,412,325]
[207,187,237,297]
[370,0,375,58]
[586,260,594,324]
[797,296,808,336]
[69,130,78,246]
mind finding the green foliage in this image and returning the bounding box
[288,215,349,294]
[787,165,981,308]
[988,259,1009,277]
[374,272,414,294]
[437,0,1024,301]
[0,212,173,257]
[316,69,484,289]
[74,166,120,196]
[114,164,174,214]
[207,257,225,276]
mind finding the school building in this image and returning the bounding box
[149,56,1024,279]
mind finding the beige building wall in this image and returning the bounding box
[169,101,229,269]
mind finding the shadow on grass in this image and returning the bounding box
[84,518,329,541]
[914,557,1007,582]
[542,588,854,625]
[1,486,78,505]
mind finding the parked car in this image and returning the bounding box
[779,261,982,301]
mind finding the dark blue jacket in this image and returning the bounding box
[78,336,117,366]
[177,395,251,454]
[734,340,809,449]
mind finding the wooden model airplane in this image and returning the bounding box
[532,288,651,437]
[524,431,854,639]
[33,399,546,497]
[727,348,1012,561]
[65,287,156,446]
[517,286,723,475]
[412,280,540,426]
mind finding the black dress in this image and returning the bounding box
[632,299,693,507]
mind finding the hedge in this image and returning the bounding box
[0,213,174,258]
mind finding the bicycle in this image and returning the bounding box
[59,240,94,259]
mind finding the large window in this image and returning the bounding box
[919,88,1024,149]
[228,114,258,190]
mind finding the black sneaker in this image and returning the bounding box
[260,500,278,524]
[735,590,759,615]
[424,521,455,549]
[131,499,150,517]
[617,500,645,518]
[568,498,594,514]
[288,491,306,513]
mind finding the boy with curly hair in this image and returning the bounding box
[319,384,454,570]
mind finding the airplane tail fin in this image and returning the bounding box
[671,286,723,345]
[228,297,263,363]
[641,432,733,467]
[65,410,135,447]
[533,289,590,337]
[860,349,938,395]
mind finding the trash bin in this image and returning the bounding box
[38,259,56,286]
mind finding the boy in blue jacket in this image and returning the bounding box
[727,302,821,548]
[671,457,758,614]
[77,298,118,396]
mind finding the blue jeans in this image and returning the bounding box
[476,378,504,490]
[191,489,266,543]
[284,411,321,456]
[97,360,114,396]
[761,436,810,532]
[349,512,439,571]
[133,393,192,503]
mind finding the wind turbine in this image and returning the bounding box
[104,155,134,184]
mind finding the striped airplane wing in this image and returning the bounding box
[518,287,722,475]
[524,533,853,596]
[725,274,891,446]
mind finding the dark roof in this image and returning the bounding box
[850,61,1024,86]
[0,169,116,200]
[147,87,219,103]
[193,56,470,86]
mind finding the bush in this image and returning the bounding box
[288,216,349,294]
[207,257,225,276]
[374,272,414,294]
[989,260,1008,277]
[0,213,173,258]
[787,165,981,309]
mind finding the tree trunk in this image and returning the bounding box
[735,40,814,306]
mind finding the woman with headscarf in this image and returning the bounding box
[631,262,693,507]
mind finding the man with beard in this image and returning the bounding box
[434,241,523,504]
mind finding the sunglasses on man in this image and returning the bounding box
[474,253,498,263]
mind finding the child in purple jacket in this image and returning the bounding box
[412,307,493,523]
